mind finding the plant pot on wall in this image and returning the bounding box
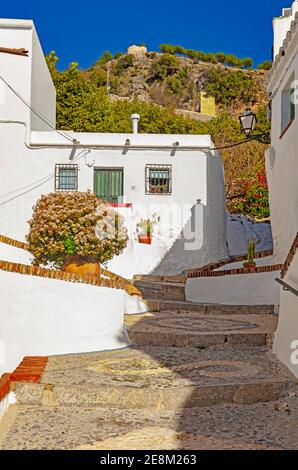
[138,234,152,245]
[136,216,157,245]
[243,261,257,269]
[63,255,101,277]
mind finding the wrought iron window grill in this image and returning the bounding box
[145,164,172,195]
[55,164,78,191]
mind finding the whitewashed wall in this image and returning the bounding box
[273,1,298,58]
[0,241,32,264]
[0,19,55,131]
[266,44,298,262]
[273,252,298,378]
[186,271,280,305]
[0,270,129,376]
[30,24,56,131]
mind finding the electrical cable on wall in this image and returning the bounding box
[0,149,87,207]
[0,74,78,144]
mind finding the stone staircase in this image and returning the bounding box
[134,277,275,314]
[1,277,297,450]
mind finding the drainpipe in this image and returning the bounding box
[131,114,140,134]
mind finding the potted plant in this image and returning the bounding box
[61,235,101,277]
[149,183,168,194]
[243,239,257,269]
[136,217,156,245]
[27,192,128,274]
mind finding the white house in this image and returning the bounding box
[0,18,228,278]
[266,1,298,377]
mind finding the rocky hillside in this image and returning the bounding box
[85,52,268,116]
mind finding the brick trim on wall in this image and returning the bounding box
[192,263,283,278]
[0,235,142,297]
[281,232,298,279]
[10,356,48,383]
[0,373,11,402]
[188,250,274,278]
[1,356,49,410]
[0,234,28,250]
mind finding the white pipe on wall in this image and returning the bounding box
[131,113,140,134]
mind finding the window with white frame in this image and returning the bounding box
[55,164,78,191]
[281,74,296,135]
[145,164,172,195]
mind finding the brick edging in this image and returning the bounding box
[0,373,11,402]
[1,356,49,409]
[281,232,298,279]
[188,250,274,278]
[10,356,48,383]
[191,264,283,278]
[0,234,142,297]
[0,234,28,250]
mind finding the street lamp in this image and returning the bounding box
[239,108,257,136]
[238,108,270,144]
[209,108,271,151]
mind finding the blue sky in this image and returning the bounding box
[0,0,290,69]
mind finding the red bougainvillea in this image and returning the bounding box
[227,168,270,218]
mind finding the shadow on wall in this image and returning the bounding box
[153,153,228,275]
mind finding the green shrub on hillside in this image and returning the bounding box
[160,44,176,54]
[95,50,113,67]
[257,60,272,71]
[113,54,134,75]
[166,76,183,95]
[204,66,259,106]
[205,52,217,64]
[241,57,253,68]
[186,49,198,59]
[215,52,226,64]
[149,54,180,81]
[159,44,254,69]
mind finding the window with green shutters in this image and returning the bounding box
[94,168,124,203]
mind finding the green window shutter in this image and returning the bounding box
[94,168,123,202]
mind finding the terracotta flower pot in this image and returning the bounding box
[138,234,152,245]
[63,255,101,277]
[243,262,257,269]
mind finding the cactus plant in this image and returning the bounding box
[243,239,257,268]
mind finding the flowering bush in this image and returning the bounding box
[227,168,270,219]
[27,192,128,268]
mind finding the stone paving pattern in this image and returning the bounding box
[0,301,297,450]
[1,387,298,449]
[126,311,277,347]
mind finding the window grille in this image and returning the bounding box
[145,165,172,195]
[55,164,78,191]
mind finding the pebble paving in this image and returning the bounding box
[0,307,297,450]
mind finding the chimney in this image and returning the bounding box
[131,113,140,134]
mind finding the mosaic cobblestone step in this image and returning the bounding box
[144,299,275,314]
[125,312,277,348]
[3,388,298,450]
[13,346,296,409]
